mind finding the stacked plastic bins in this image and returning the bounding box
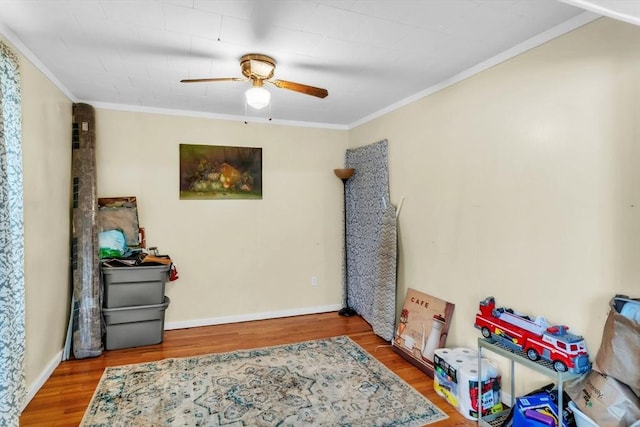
[101,264,171,350]
[433,347,503,420]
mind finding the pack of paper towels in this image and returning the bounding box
[433,347,503,420]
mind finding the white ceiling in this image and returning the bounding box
[0,0,637,128]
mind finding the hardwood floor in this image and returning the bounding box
[20,312,476,426]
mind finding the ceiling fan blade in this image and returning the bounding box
[180,77,246,83]
[270,79,328,98]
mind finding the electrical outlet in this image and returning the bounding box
[311,276,317,287]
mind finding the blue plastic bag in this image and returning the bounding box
[98,229,129,258]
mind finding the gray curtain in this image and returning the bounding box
[0,40,26,424]
[345,140,397,341]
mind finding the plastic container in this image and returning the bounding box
[102,264,169,308]
[103,296,170,350]
[568,401,598,427]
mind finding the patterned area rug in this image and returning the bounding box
[81,336,447,426]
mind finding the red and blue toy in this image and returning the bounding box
[474,296,591,374]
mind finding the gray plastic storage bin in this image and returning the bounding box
[103,296,170,350]
[102,264,169,308]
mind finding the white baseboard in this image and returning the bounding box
[502,391,513,407]
[164,304,343,330]
[22,349,63,412]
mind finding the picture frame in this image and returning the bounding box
[179,144,262,200]
[98,196,141,247]
[392,288,455,378]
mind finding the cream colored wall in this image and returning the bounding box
[95,110,348,323]
[7,36,74,392]
[350,18,640,393]
[12,14,639,405]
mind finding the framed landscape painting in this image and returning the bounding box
[392,288,455,377]
[179,144,262,200]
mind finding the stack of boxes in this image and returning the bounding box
[101,264,171,350]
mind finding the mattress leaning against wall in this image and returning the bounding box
[345,139,397,342]
[68,103,102,359]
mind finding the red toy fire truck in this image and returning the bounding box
[474,297,590,374]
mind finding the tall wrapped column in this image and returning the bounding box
[71,103,102,358]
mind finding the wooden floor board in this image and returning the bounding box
[20,312,476,426]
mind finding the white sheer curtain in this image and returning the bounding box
[0,40,26,425]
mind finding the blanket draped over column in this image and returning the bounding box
[345,140,397,341]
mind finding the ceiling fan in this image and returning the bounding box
[180,53,328,109]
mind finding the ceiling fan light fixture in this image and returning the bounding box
[245,85,271,110]
[181,53,328,110]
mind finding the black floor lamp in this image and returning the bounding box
[334,168,356,317]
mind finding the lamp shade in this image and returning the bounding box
[245,86,271,109]
[334,168,355,180]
